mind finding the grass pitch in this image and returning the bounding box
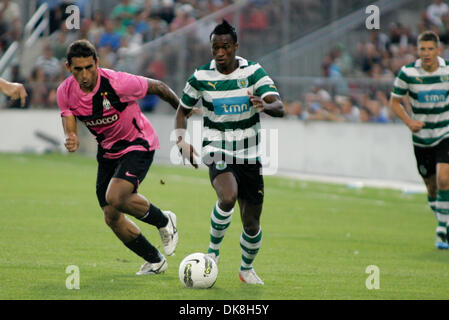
[0,152,448,300]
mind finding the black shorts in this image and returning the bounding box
[208,160,264,205]
[96,150,155,208]
[414,138,449,178]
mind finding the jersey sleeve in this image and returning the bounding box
[111,71,149,102]
[251,64,279,99]
[391,66,409,98]
[56,83,73,117]
[180,72,202,109]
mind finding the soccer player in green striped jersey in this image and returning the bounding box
[175,20,284,284]
[391,31,449,249]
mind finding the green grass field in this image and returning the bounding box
[1,152,449,300]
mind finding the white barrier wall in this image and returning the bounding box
[0,110,421,183]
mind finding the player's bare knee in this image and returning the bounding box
[103,206,121,228]
[243,223,260,236]
[219,193,237,211]
[437,178,449,191]
[105,192,126,211]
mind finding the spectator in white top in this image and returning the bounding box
[427,0,449,27]
[34,44,62,81]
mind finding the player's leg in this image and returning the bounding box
[237,198,264,284]
[423,175,437,217]
[103,204,167,274]
[414,144,447,248]
[96,160,166,274]
[207,167,238,262]
[436,162,449,249]
[105,151,178,255]
[237,162,265,285]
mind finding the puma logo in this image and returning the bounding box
[208,81,218,90]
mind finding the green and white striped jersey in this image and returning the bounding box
[392,56,449,147]
[180,56,279,162]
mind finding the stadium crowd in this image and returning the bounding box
[5,0,247,109]
[284,0,449,123]
[4,0,448,125]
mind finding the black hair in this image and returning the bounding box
[210,19,237,43]
[66,39,98,65]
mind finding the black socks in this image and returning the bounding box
[124,233,161,263]
[139,203,168,229]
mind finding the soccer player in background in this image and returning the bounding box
[57,40,179,274]
[391,31,449,249]
[0,77,27,107]
[175,20,284,284]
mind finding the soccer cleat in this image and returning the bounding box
[158,211,178,256]
[206,252,220,265]
[435,233,449,250]
[136,255,168,275]
[239,268,264,285]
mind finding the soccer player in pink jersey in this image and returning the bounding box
[57,40,179,275]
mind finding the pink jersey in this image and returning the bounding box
[57,68,160,159]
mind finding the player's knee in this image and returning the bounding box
[105,191,126,211]
[103,206,121,228]
[437,178,449,191]
[219,192,237,211]
[243,223,260,236]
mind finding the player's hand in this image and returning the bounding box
[248,91,265,112]
[406,120,425,133]
[64,133,80,152]
[177,139,199,169]
[5,82,27,107]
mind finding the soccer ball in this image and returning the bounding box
[178,252,218,289]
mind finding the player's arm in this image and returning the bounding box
[248,92,284,117]
[390,96,424,133]
[146,78,180,111]
[0,78,27,107]
[175,105,199,168]
[62,115,80,152]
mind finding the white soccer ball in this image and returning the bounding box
[178,252,218,289]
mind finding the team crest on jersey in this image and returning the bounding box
[441,75,449,82]
[419,165,427,176]
[216,161,227,170]
[101,91,111,110]
[237,78,248,89]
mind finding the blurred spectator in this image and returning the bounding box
[0,0,21,49]
[112,0,139,34]
[27,67,50,108]
[332,44,353,77]
[134,11,151,41]
[34,44,62,81]
[159,0,175,25]
[170,4,196,32]
[337,96,360,122]
[50,22,78,60]
[139,94,159,112]
[87,10,105,46]
[359,107,372,123]
[147,14,169,40]
[242,5,269,31]
[98,45,117,69]
[116,23,143,73]
[98,19,122,51]
[365,99,389,123]
[427,0,449,28]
